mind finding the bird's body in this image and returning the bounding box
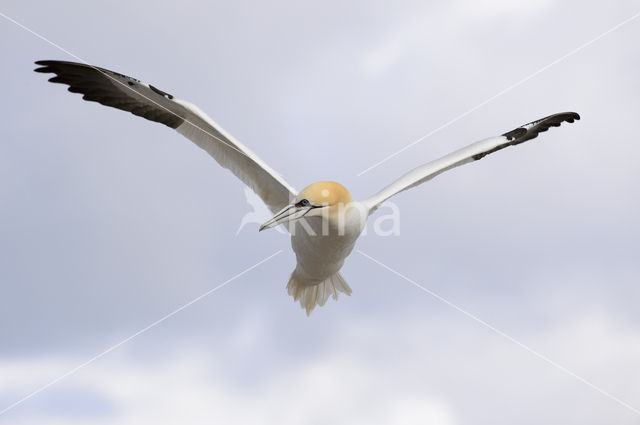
[288,202,367,310]
[287,213,361,310]
[35,60,580,314]
[290,206,362,283]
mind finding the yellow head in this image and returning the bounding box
[259,181,353,231]
[297,181,353,207]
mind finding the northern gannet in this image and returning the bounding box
[35,60,580,314]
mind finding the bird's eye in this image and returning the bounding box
[297,199,310,208]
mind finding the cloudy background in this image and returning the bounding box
[1,0,639,424]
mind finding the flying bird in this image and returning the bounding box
[35,60,580,314]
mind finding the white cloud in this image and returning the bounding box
[1,313,639,425]
[0,350,454,425]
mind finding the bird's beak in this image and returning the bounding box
[259,204,312,232]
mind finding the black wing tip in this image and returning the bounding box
[474,111,580,161]
[558,111,580,122]
[533,111,581,126]
[548,111,581,123]
[502,111,581,141]
[34,60,66,74]
[35,59,59,68]
[502,127,527,141]
[34,60,53,73]
[33,59,185,130]
[35,59,83,66]
[34,60,93,74]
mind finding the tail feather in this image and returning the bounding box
[287,273,352,315]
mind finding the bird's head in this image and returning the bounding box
[259,181,353,231]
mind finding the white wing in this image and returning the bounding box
[363,112,580,213]
[35,60,296,213]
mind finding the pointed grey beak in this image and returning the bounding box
[259,204,311,232]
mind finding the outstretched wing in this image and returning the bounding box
[35,60,296,213]
[363,112,580,213]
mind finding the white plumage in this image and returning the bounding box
[35,60,580,315]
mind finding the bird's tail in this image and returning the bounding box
[287,272,352,315]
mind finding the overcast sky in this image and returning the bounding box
[1,1,640,424]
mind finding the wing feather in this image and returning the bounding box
[35,60,296,213]
[363,112,580,213]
